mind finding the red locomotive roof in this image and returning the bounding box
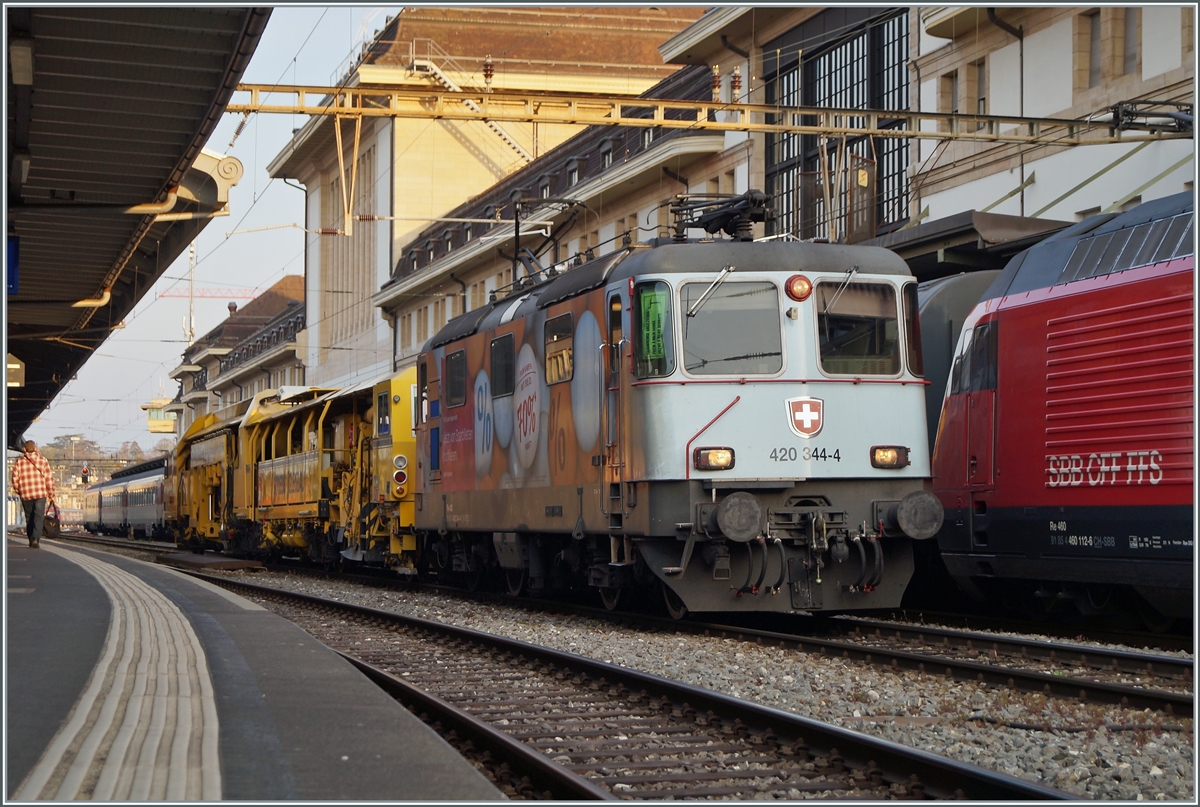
[978,191,1194,301]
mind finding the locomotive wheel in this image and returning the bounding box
[505,568,526,597]
[599,586,623,611]
[662,584,688,620]
[464,567,485,592]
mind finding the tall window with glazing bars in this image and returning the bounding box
[765,9,908,241]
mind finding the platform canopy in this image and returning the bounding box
[5,7,271,447]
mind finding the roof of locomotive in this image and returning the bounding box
[978,191,1195,302]
[111,456,166,479]
[424,238,912,351]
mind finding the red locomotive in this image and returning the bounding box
[930,192,1194,627]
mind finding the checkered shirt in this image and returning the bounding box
[11,451,55,501]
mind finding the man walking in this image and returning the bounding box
[11,440,56,548]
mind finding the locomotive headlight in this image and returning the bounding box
[394,485,406,497]
[694,447,735,470]
[784,274,813,302]
[393,470,408,485]
[871,445,910,469]
[393,454,408,470]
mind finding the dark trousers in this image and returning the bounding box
[22,498,46,545]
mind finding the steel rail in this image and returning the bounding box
[845,607,1194,654]
[688,621,1191,715]
[190,572,1074,801]
[827,616,1194,681]
[343,654,615,800]
[222,561,1191,712]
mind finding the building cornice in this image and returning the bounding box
[168,364,202,379]
[190,346,232,364]
[659,8,750,64]
[372,134,725,310]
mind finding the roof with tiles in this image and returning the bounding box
[182,275,304,361]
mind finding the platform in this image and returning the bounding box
[156,552,265,571]
[5,536,503,800]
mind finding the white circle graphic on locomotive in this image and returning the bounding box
[571,309,602,452]
[474,369,494,479]
[514,342,542,470]
[494,393,514,450]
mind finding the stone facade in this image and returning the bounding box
[268,7,705,389]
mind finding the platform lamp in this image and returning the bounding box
[9,38,33,85]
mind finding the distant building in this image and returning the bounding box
[166,275,304,434]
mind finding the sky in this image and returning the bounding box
[22,6,403,452]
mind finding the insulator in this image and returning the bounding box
[227,113,250,149]
[711,64,721,102]
[318,228,343,235]
[731,66,742,100]
[483,56,494,89]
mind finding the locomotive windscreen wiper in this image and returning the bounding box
[685,350,782,371]
[686,264,737,318]
[823,264,860,314]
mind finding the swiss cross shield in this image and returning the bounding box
[786,396,823,438]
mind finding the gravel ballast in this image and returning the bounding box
[210,568,1194,800]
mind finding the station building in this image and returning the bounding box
[166,275,304,434]
[259,6,1191,384]
[265,7,705,389]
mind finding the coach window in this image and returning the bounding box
[815,281,900,376]
[680,281,781,375]
[545,314,574,384]
[490,333,515,397]
[445,350,467,407]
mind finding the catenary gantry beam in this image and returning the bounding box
[228,84,1192,147]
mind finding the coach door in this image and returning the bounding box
[964,320,997,548]
[602,291,630,527]
[421,357,442,487]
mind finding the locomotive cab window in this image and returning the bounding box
[902,282,924,377]
[680,280,781,375]
[491,333,515,397]
[376,391,391,436]
[815,281,900,376]
[545,314,573,384]
[634,281,675,377]
[950,319,998,394]
[445,350,467,407]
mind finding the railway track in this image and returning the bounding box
[186,555,1193,715]
[41,535,1191,713]
[188,571,1072,801]
[827,608,1194,655]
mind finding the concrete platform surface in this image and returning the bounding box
[6,537,503,800]
[156,552,264,571]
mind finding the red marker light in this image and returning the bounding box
[784,275,813,302]
[393,470,408,485]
